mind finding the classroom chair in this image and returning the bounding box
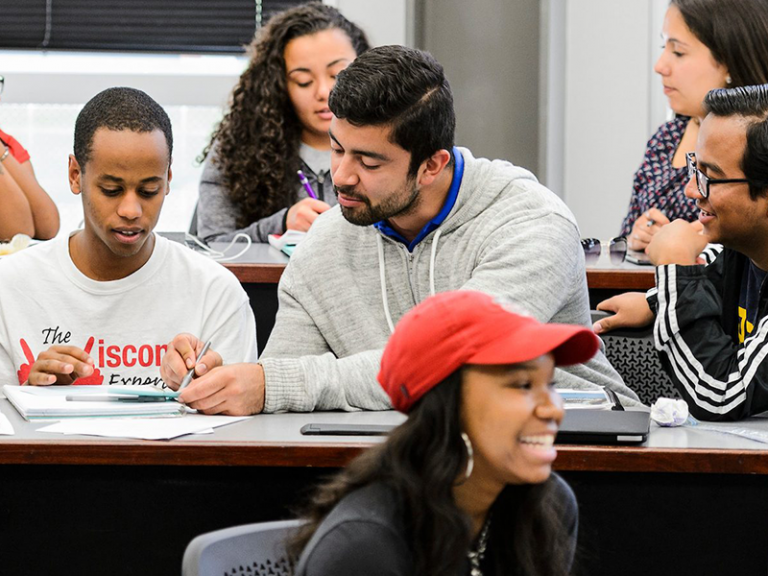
[591,311,679,405]
[182,519,302,576]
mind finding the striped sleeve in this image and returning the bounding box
[654,262,768,420]
[699,243,724,266]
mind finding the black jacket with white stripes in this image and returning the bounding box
[648,246,768,421]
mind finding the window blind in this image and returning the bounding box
[0,0,305,53]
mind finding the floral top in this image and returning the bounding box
[620,116,698,236]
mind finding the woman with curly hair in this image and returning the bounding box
[290,290,599,576]
[197,3,369,243]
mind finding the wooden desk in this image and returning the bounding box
[585,252,655,309]
[585,251,655,290]
[5,406,768,474]
[218,242,288,285]
[3,399,768,576]
[217,242,657,291]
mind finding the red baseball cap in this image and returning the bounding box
[378,290,600,413]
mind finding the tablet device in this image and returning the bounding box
[625,249,653,266]
[556,410,650,445]
[300,423,395,436]
[300,411,651,445]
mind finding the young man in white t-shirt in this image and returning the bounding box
[0,88,258,410]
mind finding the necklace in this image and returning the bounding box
[467,515,491,576]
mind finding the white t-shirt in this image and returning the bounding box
[0,233,258,387]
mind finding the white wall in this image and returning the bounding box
[554,0,669,239]
[332,0,408,47]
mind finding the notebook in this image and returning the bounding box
[268,230,306,256]
[555,409,651,445]
[3,385,184,421]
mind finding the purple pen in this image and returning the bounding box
[297,170,318,200]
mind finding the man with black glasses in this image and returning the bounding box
[595,84,768,421]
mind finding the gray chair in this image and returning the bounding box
[182,519,303,576]
[591,311,680,405]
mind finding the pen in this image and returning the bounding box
[178,340,212,392]
[65,394,167,403]
[297,170,318,200]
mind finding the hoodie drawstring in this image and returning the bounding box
[377,230,442,334]
[428,229,442,297]
[377,235,396,334]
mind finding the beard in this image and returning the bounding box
[335,180,421,227]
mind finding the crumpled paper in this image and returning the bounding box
[651,398,689,427]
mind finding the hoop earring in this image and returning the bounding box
[461,432,474,480]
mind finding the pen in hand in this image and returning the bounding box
[178,340,212,392]
[297,170,318,200]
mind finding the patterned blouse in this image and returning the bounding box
[620,116,698,236]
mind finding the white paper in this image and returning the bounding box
[0,412,14,435]
[651,398,689,427]
[36,414,249,440]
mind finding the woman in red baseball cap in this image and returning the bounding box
[290,290,600,576]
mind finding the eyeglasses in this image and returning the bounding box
[685,152,749,198]
[581,237,627,266]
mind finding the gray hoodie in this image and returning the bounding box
[260,147,638,412]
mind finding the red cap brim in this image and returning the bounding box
[467,322,599,367]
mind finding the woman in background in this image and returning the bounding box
[622,0,768,251]
[291,290,600,576]
[0,75,59,240]
[197,3,369,243]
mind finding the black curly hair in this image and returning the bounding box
[200,2,369,228]
[74,87,172,170]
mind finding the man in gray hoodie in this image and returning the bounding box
[161,45,636,415]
